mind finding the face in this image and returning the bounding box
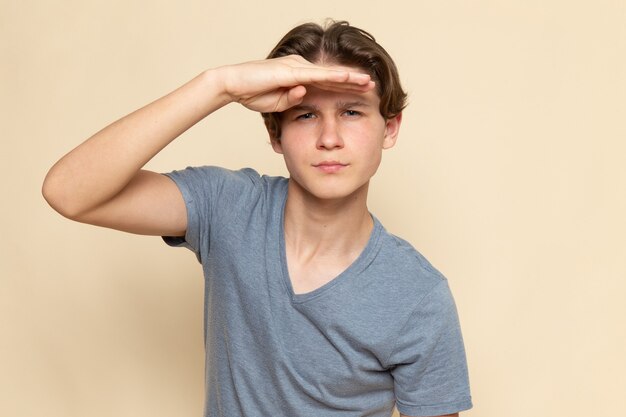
[271,68,401,203]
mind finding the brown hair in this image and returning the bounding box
[262,20,408,139]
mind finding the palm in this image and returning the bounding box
[239,85,305,113]
[223,56,373,114]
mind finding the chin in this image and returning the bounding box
[300,180,370,203]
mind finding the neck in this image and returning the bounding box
[283,179,374,260]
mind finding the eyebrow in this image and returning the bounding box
[289,104,319,112]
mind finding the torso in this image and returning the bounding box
[286,257,350,294]
[165,167,470,417]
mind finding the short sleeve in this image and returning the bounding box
[161,166,261,263]
[389,279,472,416]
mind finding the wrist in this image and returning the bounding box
[199,66,234,107]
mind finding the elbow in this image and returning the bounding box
[41,171,84,220]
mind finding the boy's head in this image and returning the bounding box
[262,20,408,140]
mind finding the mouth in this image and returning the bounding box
[313,161,349,173]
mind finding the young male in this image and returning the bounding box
[43,20,472,417]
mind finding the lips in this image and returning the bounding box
[313,161,348,173]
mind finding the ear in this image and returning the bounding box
[270,136,283,154]
[382,112,402,149]
[265,123,283,154]
[264,115,283,154]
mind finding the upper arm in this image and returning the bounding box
[73,170,187,236]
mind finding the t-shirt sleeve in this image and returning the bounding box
[161,166,260,263]
[388,279,473,416]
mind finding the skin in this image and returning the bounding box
[270,74,401,294]
[42,55,374,236]
[273,75,457,417]
[42,55,458,417]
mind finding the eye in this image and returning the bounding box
[296,112,316,120]
[343,110,362,117]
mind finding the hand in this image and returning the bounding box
[219,55,375,113]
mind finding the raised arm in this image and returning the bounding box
[42,56,373,236]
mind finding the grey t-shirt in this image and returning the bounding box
[163,166,472,417]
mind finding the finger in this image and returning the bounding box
[340,70,373,86]
[308,80,376,94]
[287,85,307,104]
[289,66,372,87]
[276,55,373,86]
[271,85,307,112]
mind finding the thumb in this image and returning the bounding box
[284,85,307,108]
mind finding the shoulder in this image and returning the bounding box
[350,221,454,329]
[165,166,287,196]
[165,165,262,185]
[374,224,448,295]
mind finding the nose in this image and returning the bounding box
[316,118,344,150]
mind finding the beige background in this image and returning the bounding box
[2,1,625,416]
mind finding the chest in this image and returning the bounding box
[284,241,365,295]
[286,258,351,295]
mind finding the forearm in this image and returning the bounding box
[43,68,231,219]
[42,55,373,223]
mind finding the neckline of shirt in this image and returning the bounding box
[276,182,384,304]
